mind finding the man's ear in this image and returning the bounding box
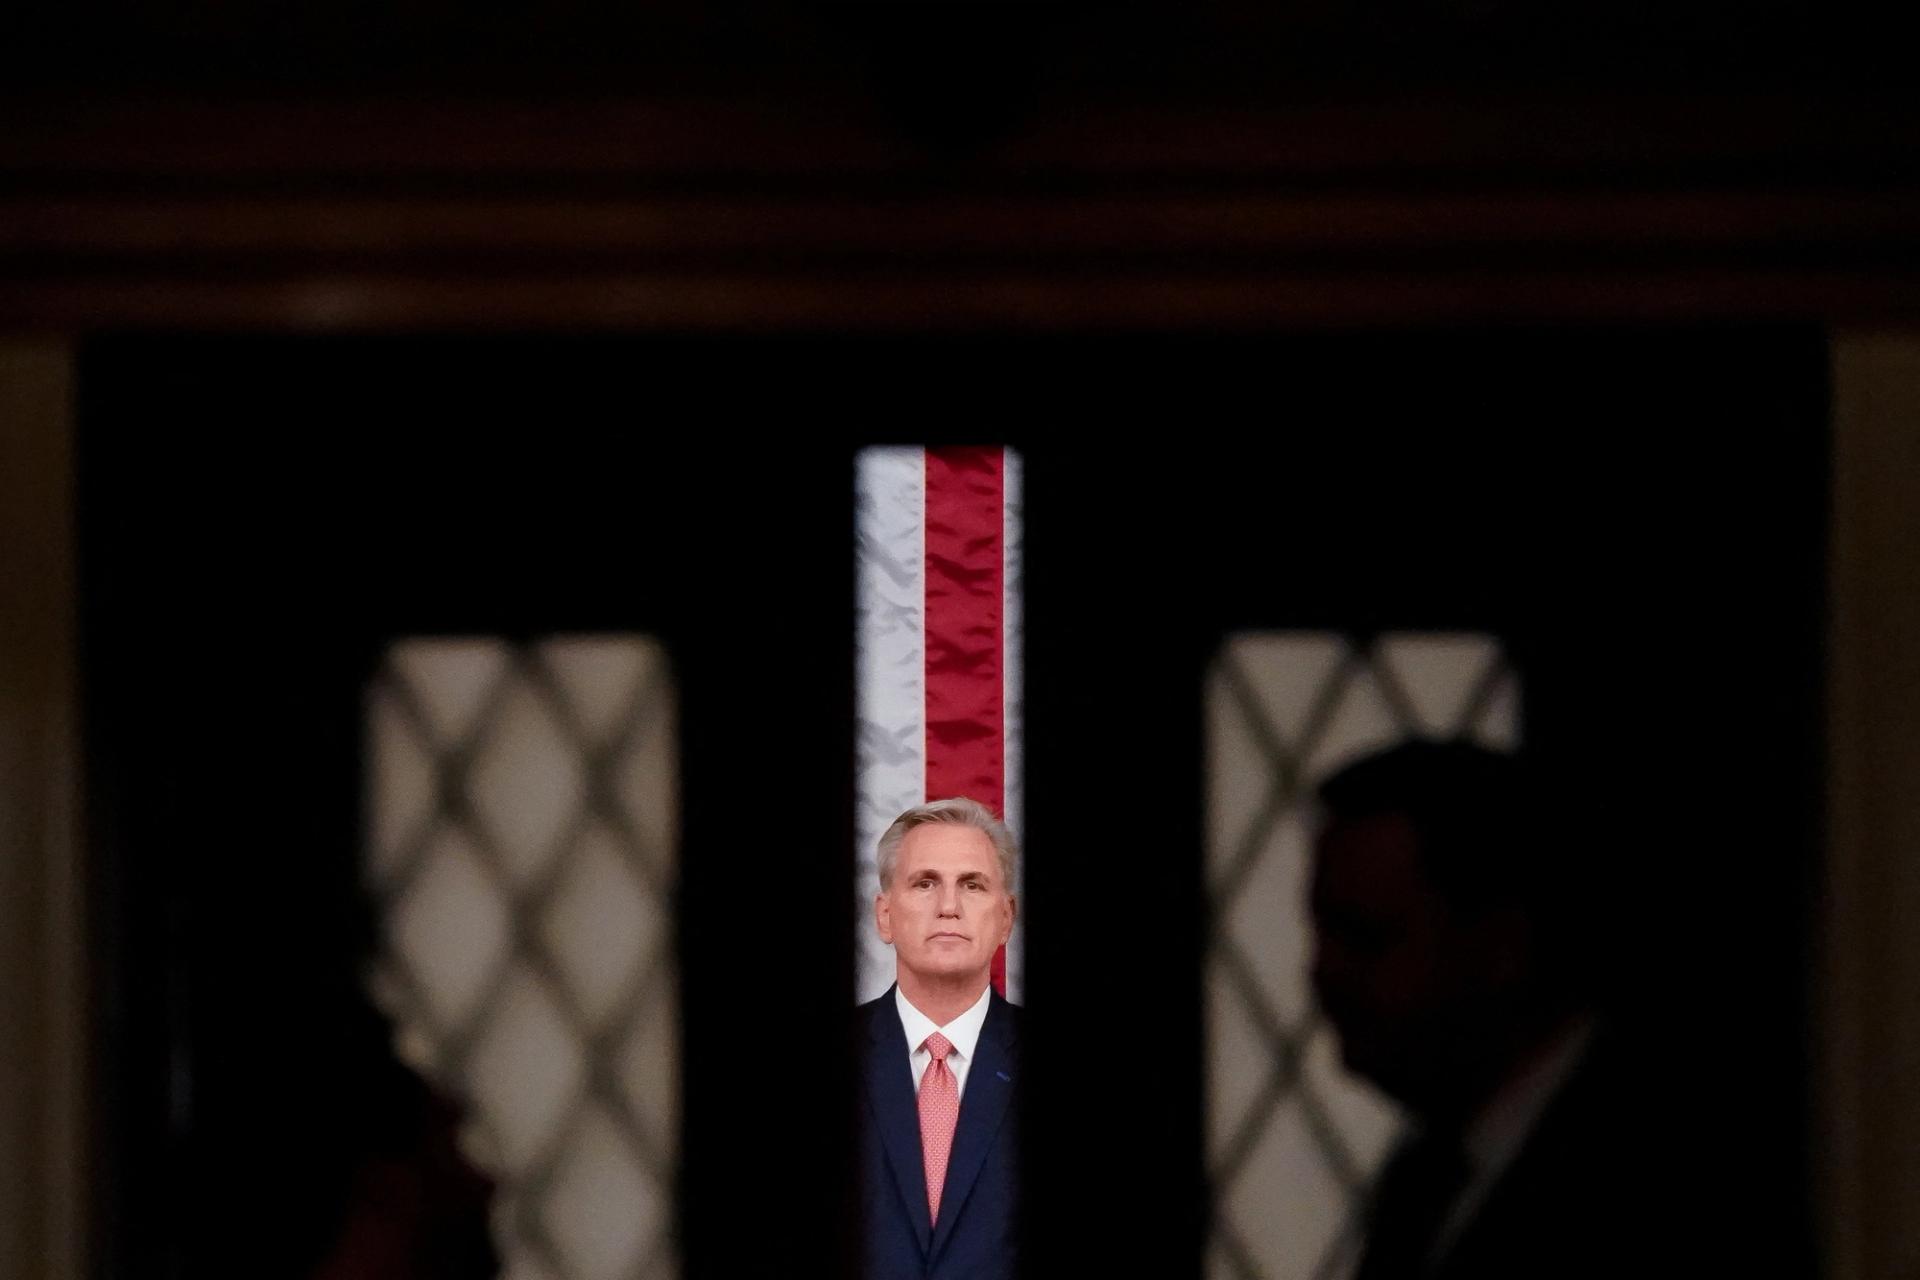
[875,892,895,945]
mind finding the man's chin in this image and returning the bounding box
[905,957,989,983]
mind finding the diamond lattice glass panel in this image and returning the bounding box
[543,823,661,1029]
[391,637,511,746]
[367,635,679,1280]
[1206,632,1519,1280]
[469,675,589,886]
[367,680,438,885]
[1225,815,1315,1029]
[1225,1098,1346,1276]
[543,1107,662,1280]
[468,967,587,1174]
[391,828,513,1032]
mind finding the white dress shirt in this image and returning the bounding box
[895,983,993,1100]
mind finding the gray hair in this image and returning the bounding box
[875,797,1018,895]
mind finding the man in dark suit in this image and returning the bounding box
[1309,742,1724,1280]
[860,797,1021,1280]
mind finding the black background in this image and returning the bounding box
[80,328,1827,1278]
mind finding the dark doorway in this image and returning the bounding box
[80,328,1825,1279]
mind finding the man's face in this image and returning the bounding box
[1308,813,1511,1109]
[875,824,1015,992]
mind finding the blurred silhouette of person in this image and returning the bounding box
[860,797,1022,1280]
[1309,740,1712,1280]
[304,1002,500,1280]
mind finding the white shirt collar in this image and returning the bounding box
[896,982,992,1066]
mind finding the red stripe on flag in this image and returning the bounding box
[923,446,1008,994]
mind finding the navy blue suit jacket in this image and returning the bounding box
[859,987,1021,1280]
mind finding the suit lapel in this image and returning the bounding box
[928,991,1019,1262]
[1431,1028,1615,1280]
[865,988,935,1257]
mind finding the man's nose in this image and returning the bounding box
[937,883,962,915]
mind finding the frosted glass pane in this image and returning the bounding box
[467,968,586,1173]
[367,635,678,1280]
[1206,631,1519,1280]
[391,830,511,1030]
[1225,1099,1344,1276]
[1303,665,1401,779]
[1376,633,1502,737]
[1209,665,1276,884]
[469,673,587,885]
[1224,814,1314,1029]
[543,1109,659,1280]
[367,682,437,885]
[543,825,661,1027]
[390,637,510,745]
[1234,633,1349,748]
[543,636,655,746]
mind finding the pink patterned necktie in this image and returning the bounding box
[918,1032,960,1225]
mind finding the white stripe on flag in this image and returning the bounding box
[855,447,927,1002]
[1001,449,1024,1002]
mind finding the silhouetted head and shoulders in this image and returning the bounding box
[1309,740,1599,1130]
[1308,740,1672,1280]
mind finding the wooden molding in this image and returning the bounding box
[3,91,1920,331]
